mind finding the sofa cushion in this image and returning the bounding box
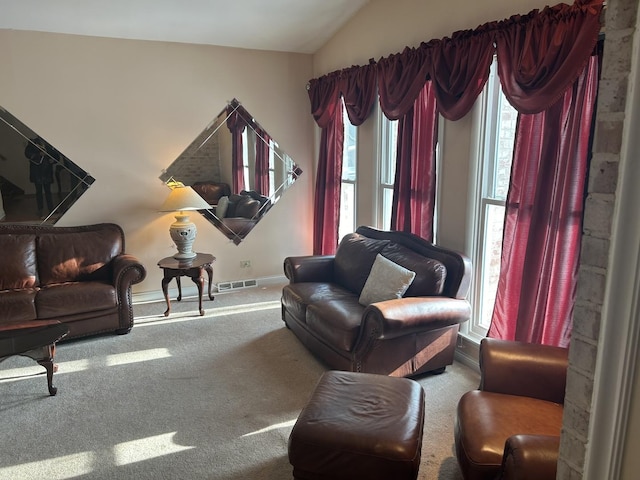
[282,283,355,325]
[456,390,563,476]
[37,231,122,285]
[306,298,365,352]
[0,289,38,322]
[36,282,117,318]
[235,196,260,219]
[359,254,416,306]
[0,234,38,289]
[334,233,390,294]
[381,243,447,297]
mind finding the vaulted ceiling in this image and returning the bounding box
[0,0,369,54]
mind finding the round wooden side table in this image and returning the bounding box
[157,253,216,316]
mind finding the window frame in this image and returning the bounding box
[463,58,516,341]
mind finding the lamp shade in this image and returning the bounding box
[159,185,211,212]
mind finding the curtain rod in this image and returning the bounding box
[307,0,604,86]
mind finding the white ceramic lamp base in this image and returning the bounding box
[169,213,198,260]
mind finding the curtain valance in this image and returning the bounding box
[377,46,430,119]
[308,0,603,123]
[495,1,603,113]
[308,62,378,128]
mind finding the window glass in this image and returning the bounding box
[338,103,358,242]
[469,58,517,336]
[378,114,397,230]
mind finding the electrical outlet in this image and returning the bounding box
[240,260,251,268]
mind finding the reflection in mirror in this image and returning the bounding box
[0,106,95,224]
[160,99,302,245]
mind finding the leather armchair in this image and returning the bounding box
[454,338,568,480]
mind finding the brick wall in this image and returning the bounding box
[163,127,222,185]
[557,0,638,477]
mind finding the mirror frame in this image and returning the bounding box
[160,99,302,244]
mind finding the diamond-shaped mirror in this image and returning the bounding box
[160,99,302,244]
[0,106,95,224]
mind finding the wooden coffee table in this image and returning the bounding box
[158,253,216,316]
[0,320,69,396]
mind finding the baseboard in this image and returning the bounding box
[133,274,287,304]
[454,334,481,373]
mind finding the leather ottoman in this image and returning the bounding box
[288,370,425,480]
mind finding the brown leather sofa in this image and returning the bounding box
[204,189,272,244]
[454,338,568,480]
[191,181,231,205]
[281,226,472,377]
[0,223,146,340]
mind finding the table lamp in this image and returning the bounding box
[160,182,211,260]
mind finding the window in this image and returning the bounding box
[338,102,358,242]
[467,58,517,338]
[242,129,251,188]
[268,138,276,196]
[377,112,398,230]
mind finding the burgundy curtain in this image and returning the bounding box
[342,62,377,126]
[308,0,603,271]
[495,1,603,114]
[226,103,247,193]
[378,49,438,240]
[308,72,343,255]
[309,64,377,254]
[390,81,438,241]
[427,27,495,121]
[255,128,270,195]
[488,54,599,347]
[377,47,429,118]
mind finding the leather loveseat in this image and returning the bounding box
[281,226,472,377]
[206,189,271,244]
[0,223,146,340]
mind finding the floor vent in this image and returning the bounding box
[216,279,258,292]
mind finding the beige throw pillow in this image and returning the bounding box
[358,254,416,306]
[216,196,229,218]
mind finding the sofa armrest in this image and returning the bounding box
[501,434,560,480]
[359,297,471,340]
[111,254,146,331]
[112,254,147,289]
[283,255,335,283]
[479,338,568,404]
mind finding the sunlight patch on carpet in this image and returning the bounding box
[0,358,90,383]
[241,418,298,437]
[134,300,281,326]
[105,348,172,366]
[114,432,195,465]
[0,349,171,383]
[0,451,93,479]
[0,433,194,479]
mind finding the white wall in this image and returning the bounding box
[0,30,315,295]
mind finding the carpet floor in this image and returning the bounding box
[0,283,479,479]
